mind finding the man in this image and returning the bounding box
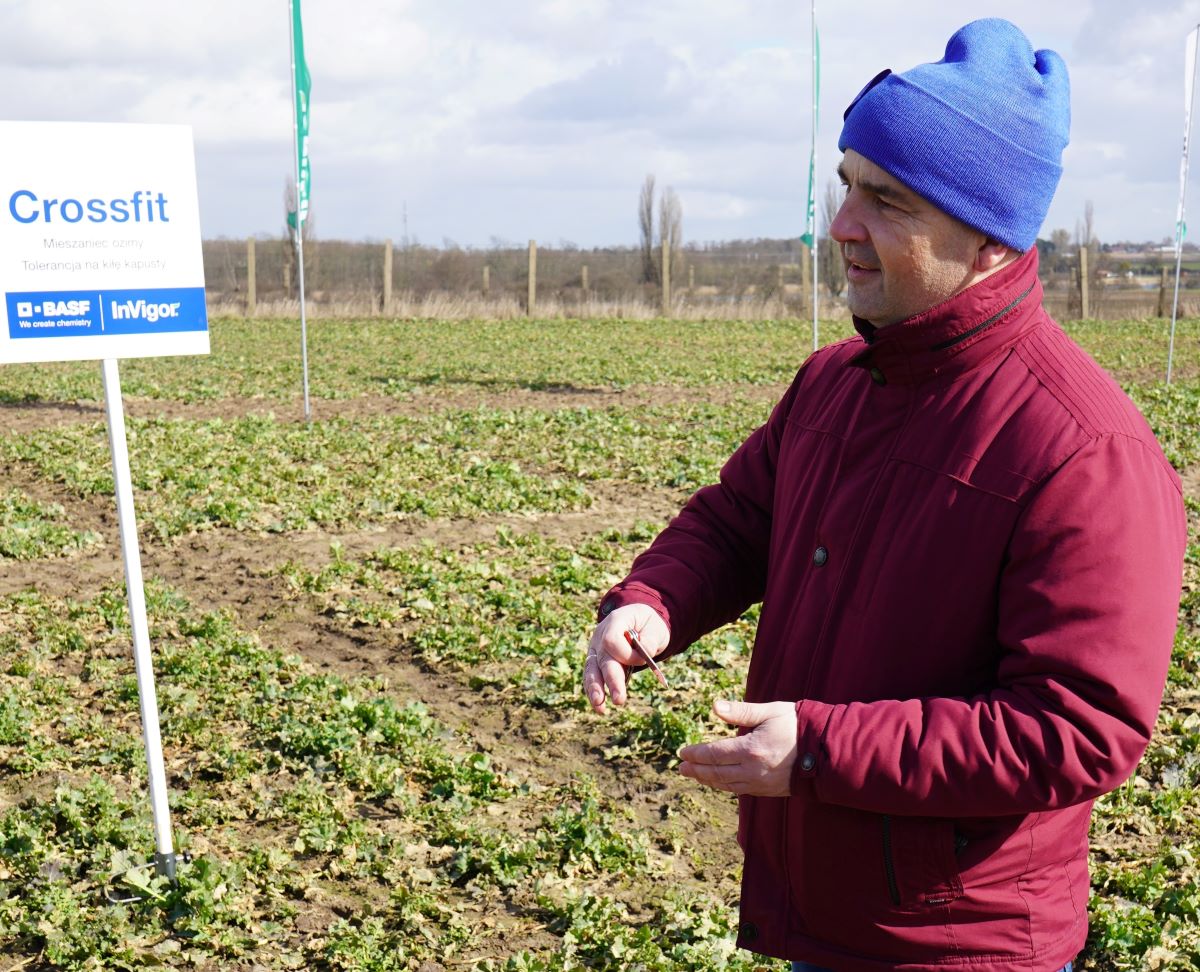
[582,18,1186,972]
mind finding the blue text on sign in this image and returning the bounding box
[7,190,169,224]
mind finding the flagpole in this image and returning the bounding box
[288,0,312,422]
[810,0,819,353]
[1169,24,1200,385]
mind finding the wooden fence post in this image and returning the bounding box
[483,264,490,295]
[527,240,537,316]
[688,264,695,291]
[1157,265,1169,318]
[382,240,393,315]
[1079,246,1090,319]
[661,237,671,316]
[581,264,588,292]
[246,237,256,317]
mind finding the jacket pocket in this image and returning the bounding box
[881,814,964,911]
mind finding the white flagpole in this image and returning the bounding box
[289,0,312,422]
[101,359,179,878]
[1169,24,1200,385]
[810,0,819,353]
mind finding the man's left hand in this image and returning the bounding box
[677,699,798,797]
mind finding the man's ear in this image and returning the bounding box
[975,238,1014,273]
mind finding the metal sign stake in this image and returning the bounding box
[101,357,179,879]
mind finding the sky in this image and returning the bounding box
[2,0,1199,249]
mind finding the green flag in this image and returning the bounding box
[800,26,820,248]
[287,0,311,230]
[799,150,816,248]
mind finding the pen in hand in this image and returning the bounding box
[624,628,669,688]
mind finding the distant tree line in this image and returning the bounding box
[199,185,1194,319]
[202,234,821,306]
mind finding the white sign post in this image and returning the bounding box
[0,121,209,879]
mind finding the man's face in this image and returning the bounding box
[829,149,987,326]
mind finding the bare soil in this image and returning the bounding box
[0,384,752,962]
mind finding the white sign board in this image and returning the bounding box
[0,121,208,364]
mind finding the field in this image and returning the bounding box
[0,314,1196,971]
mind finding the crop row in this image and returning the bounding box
[0,380,1194,545]
[0,582,772,970]
[0,316,1192,405]
[0,402,768,538]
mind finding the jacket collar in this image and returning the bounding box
[848,247,1044,386]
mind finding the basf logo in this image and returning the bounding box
[6,291,101,337]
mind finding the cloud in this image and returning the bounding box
[517,39,688,124]
[0,0,282,73]
[0,0,1190,244]
[1073,0,1200,66]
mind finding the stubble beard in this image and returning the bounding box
[845,274,886,324]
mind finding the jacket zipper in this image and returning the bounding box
[882,814,900,906]
[796,387,912,701]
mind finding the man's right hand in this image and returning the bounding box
[583,603,670,715]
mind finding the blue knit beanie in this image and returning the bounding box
[838,18,1070,251]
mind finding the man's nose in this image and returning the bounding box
[828,194,862,244]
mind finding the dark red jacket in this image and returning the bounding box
[602,250,1186,971]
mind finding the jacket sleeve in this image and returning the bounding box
[793,433,1188,817]
[599,368,811,657]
